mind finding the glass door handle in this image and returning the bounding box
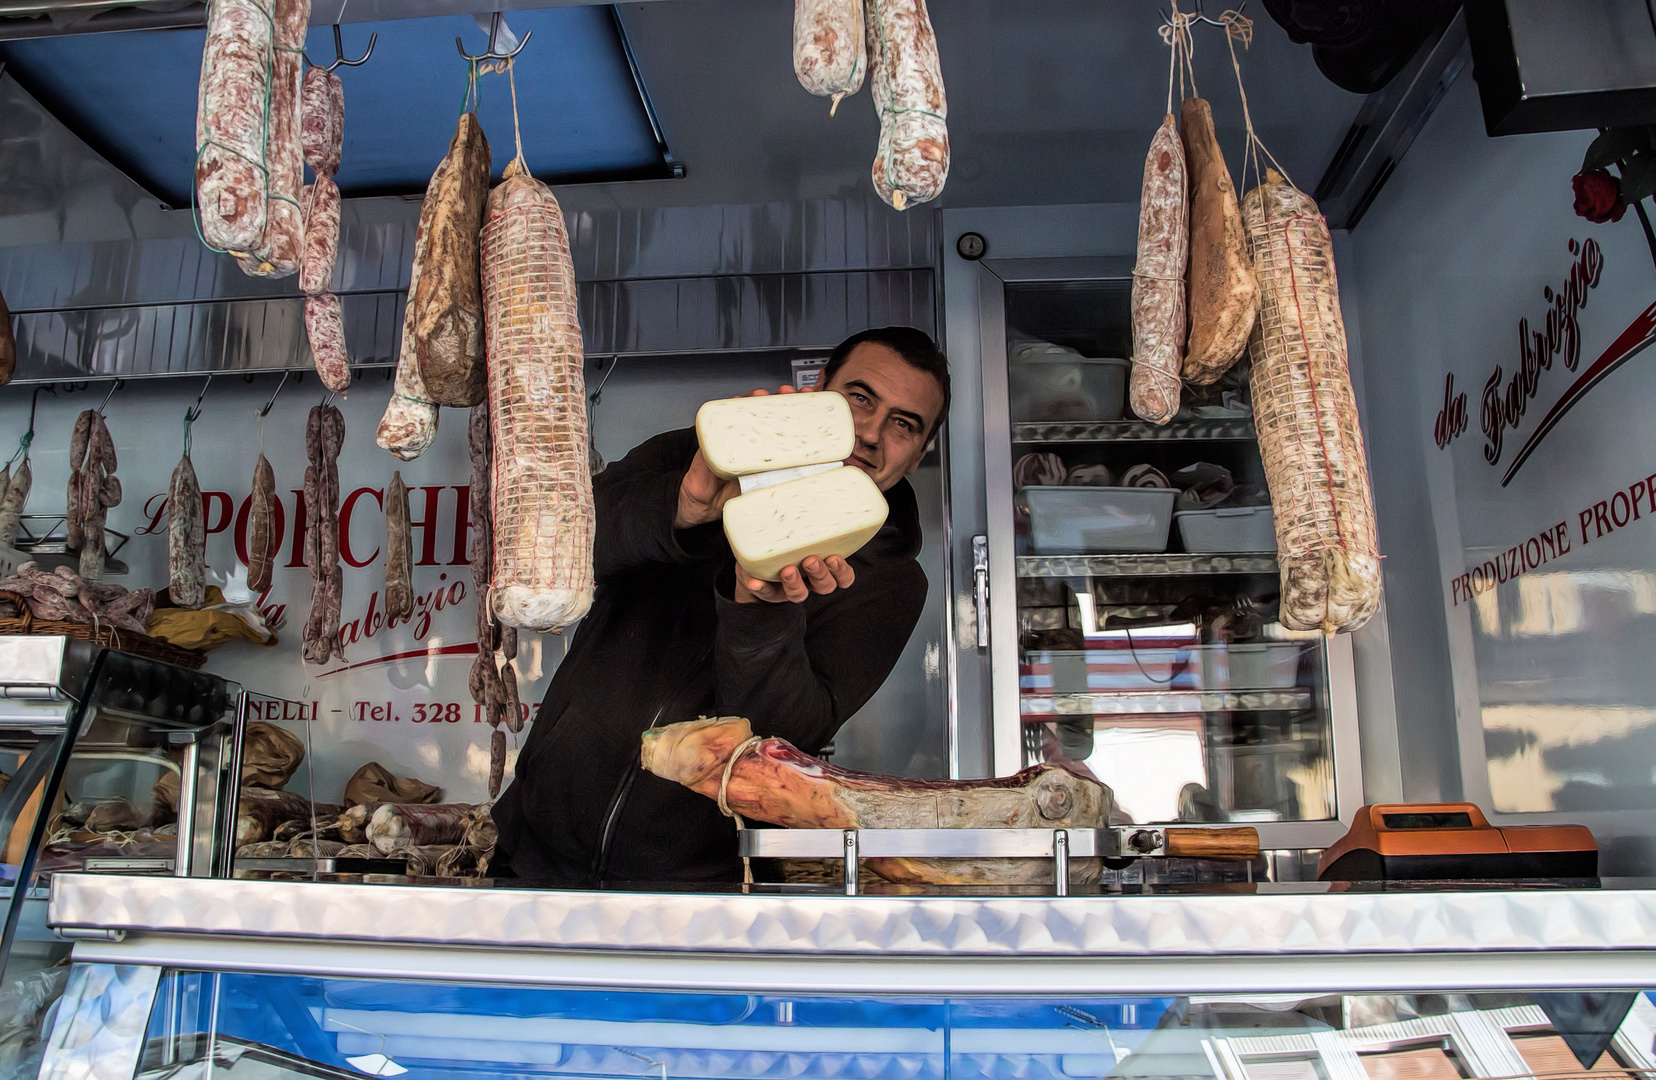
[972,534,989,649]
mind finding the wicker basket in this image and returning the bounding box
[0,590,208,670]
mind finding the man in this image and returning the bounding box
[493,326,950,885]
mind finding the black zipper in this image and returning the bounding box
[592,641,714,883]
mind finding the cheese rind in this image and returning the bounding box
[722,466,888,581]
[696,393,855,479]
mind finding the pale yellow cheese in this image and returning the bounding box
[696,392,854,479]
[722,465,888,581]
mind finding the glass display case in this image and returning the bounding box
[58,970,1656,1080]
[0,636,243,1008]
[948,250,1361,852]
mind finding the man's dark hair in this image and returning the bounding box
[820,326,951,442]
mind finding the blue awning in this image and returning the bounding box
[0,6,673,207]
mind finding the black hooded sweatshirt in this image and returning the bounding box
[492,427,927,886]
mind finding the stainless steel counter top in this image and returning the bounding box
[48,874,1656,958]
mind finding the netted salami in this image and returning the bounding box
[195,0,274,254]
[1243,170,1379,633]
[235,0,308,278]
[376,196,439,459]
[866,0,948,211]
[300,65,343,179]
[1129,114,1187,425]
[0,458,30,549]
[794,0,865,114]
[479,163,595,632]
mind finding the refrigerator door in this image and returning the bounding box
[943,216,1361,850]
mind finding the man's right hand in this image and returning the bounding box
[674,449,738,529]
[676,385,809,530]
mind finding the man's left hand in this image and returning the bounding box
[735,556,856,604]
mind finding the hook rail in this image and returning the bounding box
[309,22,376,71]
[457,12,531,64]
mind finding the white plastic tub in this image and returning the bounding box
[1188,643,1305,689]
[1174,505,1277,552]
[1007,347,1130,422]
[1025,486,1175,554]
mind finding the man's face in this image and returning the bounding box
[823,343,946,492]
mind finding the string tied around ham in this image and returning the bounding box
[716,734,765,886]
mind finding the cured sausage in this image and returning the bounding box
[300,65,343,179]
[69,412,117,583]
[302,404,346,661]
[1243,169,1380,633]
[641,716,1118,886]
[412,113,491,408]
[0,286,14,385]
[385,470,413,622]
[1181,96,1258,384]
[0,459,30,549]
[866,0,948,210]
[195,0,274,254]
[235,0,308,278]
[247,454,276,594]
[479,164,595,631]
[1129,114,1187,425]
[376,228,439,460]
[304,292,352,393]
[366,802,471,853]
[299,176,340,296]
[794,0,865,114]
[168,452,205,608]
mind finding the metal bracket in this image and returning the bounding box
[972,534,990,649]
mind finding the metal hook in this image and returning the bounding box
[588,355,619,406]
[183,374,213,423]
[320,389,338,409]
[258,370,291,419]
[1173,0,1248,28]
[318,23,376,72]
[456,12,532,63]
[26,385,55,440]
[97,378,123,416]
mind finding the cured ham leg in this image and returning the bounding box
[641,716,1118,885]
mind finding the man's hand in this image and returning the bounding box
[675,384,813,530]
[674,449,738,529]
[735,555,855,604]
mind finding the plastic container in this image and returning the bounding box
[1007,346,1130,422]
[1021,648,1198,694]
[1173,505,1277,552]
[1188,643,1305,689]
[1025,486,1176,554]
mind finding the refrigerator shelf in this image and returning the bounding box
[1018,553,1278,578]
[1012,418,1257,443]
[1022,689,1313,715]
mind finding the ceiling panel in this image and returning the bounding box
[0,5,670,207]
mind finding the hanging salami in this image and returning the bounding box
[247,453,276,594]
[300,65,344,180]
[195,0,275,254]
[866,0,949,210]
[411,113,491,408]
[479,158,595,632]
[384,470,413,622]
[234,0,309,279]
[794,0,865,114]
[0,286,14,386]
[168,451,205,609]
[1129,113,1187,425]
[1181,95,1258,383]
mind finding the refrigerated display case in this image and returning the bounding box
[33,873,1656,1080]
[943,216,1363,853]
